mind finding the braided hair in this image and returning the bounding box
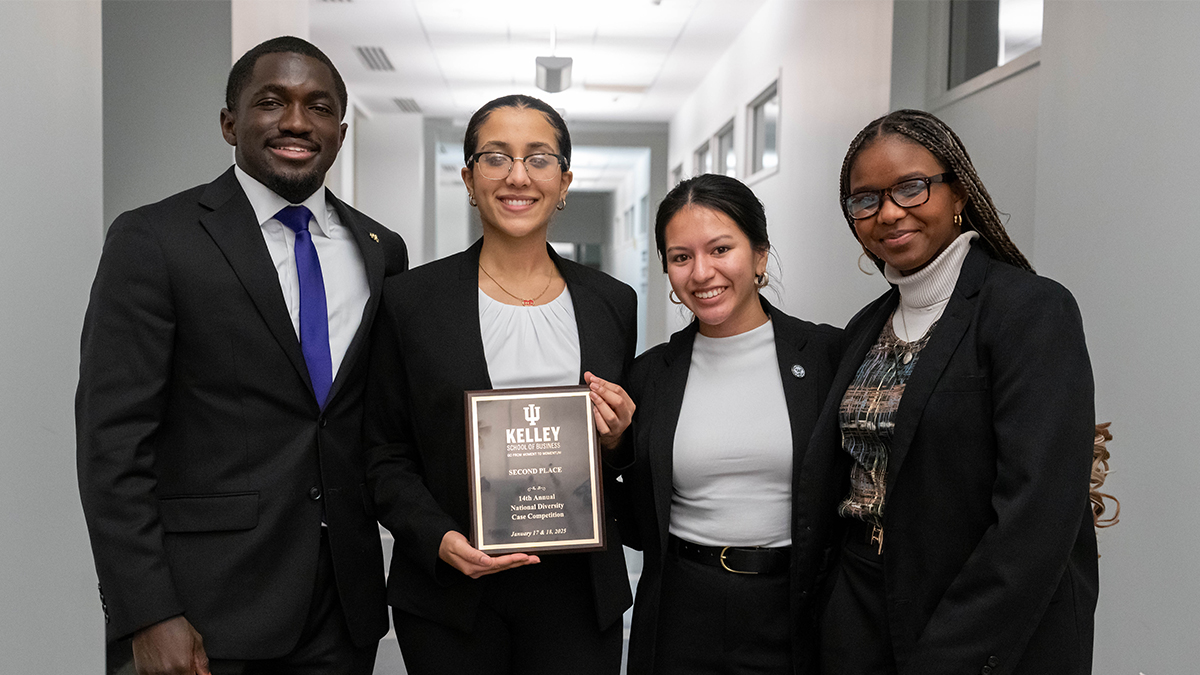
[839,109,1032,272]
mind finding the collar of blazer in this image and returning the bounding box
[452,237,614,388]
[834,240,992,506]
[645,295,816,551]
[196,166,386,410]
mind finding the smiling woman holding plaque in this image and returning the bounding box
[364,94,636,675]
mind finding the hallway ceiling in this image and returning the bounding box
[311,0,767,122]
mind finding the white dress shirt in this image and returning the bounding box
[234,166,369,380]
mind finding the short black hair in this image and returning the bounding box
[463,94,572,169]
[226,36,349,120]
[654,174,770,272]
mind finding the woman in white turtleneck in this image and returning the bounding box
[793,110,1099,675]
[621,174,843,675]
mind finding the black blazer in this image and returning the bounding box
[76,167,407,657]
[622,299,843,675]
[364,239,636,632]
[793,242,1098,675]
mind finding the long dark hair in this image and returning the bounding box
[839,109,1032,272]
[462,94,572,170]
[654,174,769,273]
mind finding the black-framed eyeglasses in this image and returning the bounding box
[468,152,567,182]
[844,172,956,220]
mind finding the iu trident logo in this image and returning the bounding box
[523,404,541,426]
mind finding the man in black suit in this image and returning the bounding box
[77,36,406,674]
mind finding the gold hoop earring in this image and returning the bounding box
[953,213,962,228]
[468,193,477,207]
[756,271,769,289]
[669,290,683,305]
[857,250,878,275]
[557,199,566,211]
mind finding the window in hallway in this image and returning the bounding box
[716,119,736,178]
[693,140,712,176]
[948,0,1042,88]
[750,81,779,175]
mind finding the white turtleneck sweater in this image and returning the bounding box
[883,231,980,341]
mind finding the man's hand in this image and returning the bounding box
[439,530,540,579]
[132,615,211,675]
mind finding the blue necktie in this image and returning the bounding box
[275,205,333,409]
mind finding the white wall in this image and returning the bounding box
[668,0,895,334]
[231,0,308,58]
[1033,3,1200,672]
[356,114,427,264]
[103,0,233,228]
[933,67,1041,260]
[0,1,106,671]
[327,102,357,205]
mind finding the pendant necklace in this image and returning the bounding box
[479,263,554,306]
[897,303,914,364]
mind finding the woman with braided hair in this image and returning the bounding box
[790,109,1099,675]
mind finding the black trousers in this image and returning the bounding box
[819,525,897,675]
[652,547,792,675]
[391,554,622,675]
[207,530,378,675]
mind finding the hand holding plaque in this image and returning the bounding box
[437,530,540,579]
[465,385,606,555]
[584,371,635,450]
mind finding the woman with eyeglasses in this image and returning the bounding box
[621,174,843,675]
[791,109,1098,675]
[364,94,636,674]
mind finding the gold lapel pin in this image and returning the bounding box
[369,232,379,243]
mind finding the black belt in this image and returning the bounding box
[669,534,790,575]
[844,517,884,556]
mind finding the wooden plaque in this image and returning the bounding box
[464,385,606,555]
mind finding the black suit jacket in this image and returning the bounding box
[793,242,1098,675]
[621,299,843,675]
[364,239,636,632]
[76,167,407,657]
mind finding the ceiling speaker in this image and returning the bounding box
[536,56,573,93]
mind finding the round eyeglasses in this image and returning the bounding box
[469,152,567,182]
[844,172,956,220]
